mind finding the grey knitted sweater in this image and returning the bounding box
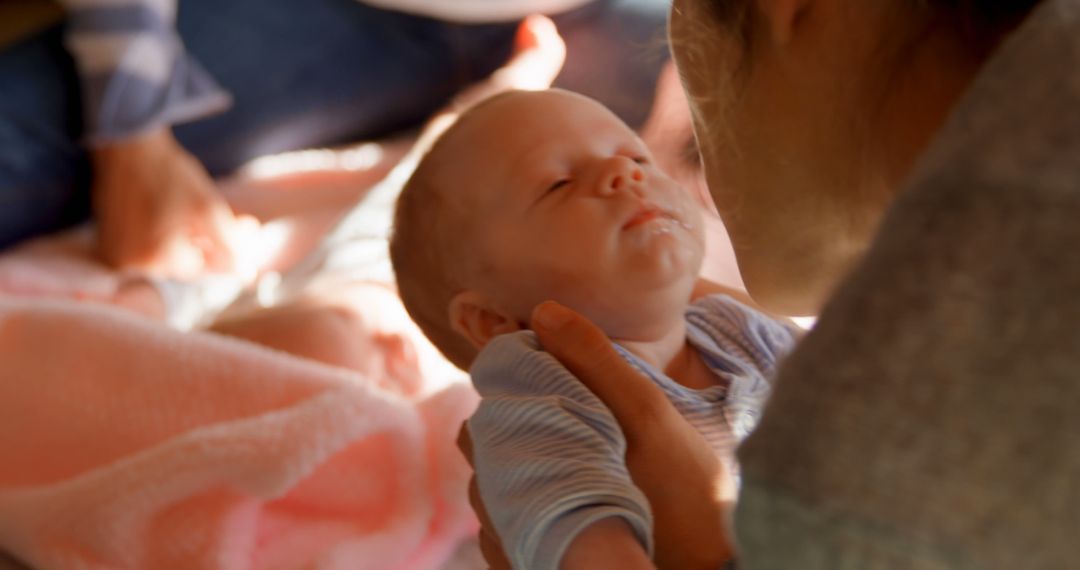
[735,0,1080,568]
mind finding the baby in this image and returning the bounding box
[390,89,799,569]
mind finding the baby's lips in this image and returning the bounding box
[622,200,680,230]
[623,207,664,230]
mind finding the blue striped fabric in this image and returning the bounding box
[469,294,800,570]
[59,0,230,143]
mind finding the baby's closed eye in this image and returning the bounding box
[547,179,571,192]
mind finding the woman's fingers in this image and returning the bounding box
[458,424,512,570]
[472,480,512,570]
[503,14,566,90]
[451,14,566,113]
[190,198,238,273]
[530,301,677,444]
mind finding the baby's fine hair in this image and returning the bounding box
[390,90,525,370]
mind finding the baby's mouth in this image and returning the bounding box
[622,204,674,230]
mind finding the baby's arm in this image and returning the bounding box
[560,518,654,570]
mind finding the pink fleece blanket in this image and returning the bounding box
[0,238,479,569]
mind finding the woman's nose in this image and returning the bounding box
[595,156,645,196]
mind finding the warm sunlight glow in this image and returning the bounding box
[243,143,385,179]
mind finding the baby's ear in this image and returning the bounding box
[449,290,522,350]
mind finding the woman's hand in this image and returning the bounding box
[450,13,566,112]
[530,301,736,569]
[457,427,513,570]
[91,128,241,278]
[458,301,736,570]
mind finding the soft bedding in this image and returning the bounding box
[0,155,480,570]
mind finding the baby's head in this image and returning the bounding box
[391,89,706,369]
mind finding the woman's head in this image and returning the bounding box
[671,0,1037,315]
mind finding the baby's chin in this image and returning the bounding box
[622,235,704,289]
[598,263,699,319]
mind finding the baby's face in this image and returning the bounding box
[449,90,706,339]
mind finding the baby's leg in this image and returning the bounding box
[209,283,427,395]
[210,298,374,372]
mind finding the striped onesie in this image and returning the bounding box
[468,294,800,570]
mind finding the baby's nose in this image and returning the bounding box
[597,157,645,196]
